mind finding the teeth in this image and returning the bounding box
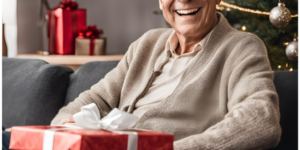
[176,8,198,15]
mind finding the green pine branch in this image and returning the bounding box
[221,0,298,70]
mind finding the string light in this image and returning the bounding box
[278,65,282,69]
[216,5,225,11]
[241,25,247,31]
[283,42,289,46]
[289,67,293,71]
[217,1,298,18]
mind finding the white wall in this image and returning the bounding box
[17,0,166,54]
[3,0,17,57]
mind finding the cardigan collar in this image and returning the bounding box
[164,29,213,58]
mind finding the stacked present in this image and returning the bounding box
[9,104,174,150]
[75,25,106,55]
[48,0,106,55]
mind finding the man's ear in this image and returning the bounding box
[159,0,163,10]
[216,0,222,5]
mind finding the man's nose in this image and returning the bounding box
[177,0,191,3]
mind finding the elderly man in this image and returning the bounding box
[52,0,281,149]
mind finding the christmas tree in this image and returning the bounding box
[218,0,298,70]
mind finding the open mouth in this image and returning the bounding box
[175,8,201,16]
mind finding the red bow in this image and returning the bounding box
[78,25,104,39]
[57,0,78,10]
[77,25,104,55]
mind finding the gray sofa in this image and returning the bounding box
[2,57,298,149]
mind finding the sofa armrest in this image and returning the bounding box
[269,71,298,149]
[3,57,73,127]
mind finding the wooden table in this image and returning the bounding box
[16,54,124,71]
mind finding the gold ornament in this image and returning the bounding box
[269,3,291,28]
[285,37,298,61]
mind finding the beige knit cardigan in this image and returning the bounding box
[52,13,281,150]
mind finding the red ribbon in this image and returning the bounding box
[78,25,104,55]
[89,39,95,55]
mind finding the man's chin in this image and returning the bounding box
[174,27,199,37]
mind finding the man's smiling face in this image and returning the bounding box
[159,0,221,38]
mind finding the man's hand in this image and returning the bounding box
[61,116,75,125]
[4,128,11,132]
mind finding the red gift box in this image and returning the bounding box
[9,126,174,150]
[47,1,86,55]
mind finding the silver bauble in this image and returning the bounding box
[269,3,291,28]
[285,38,298,61]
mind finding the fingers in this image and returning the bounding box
[61,117,75,125]
[4,128,11,132]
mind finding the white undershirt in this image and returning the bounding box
[132,31,213,119]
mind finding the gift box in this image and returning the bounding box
[9,126,174,150]
[75,37,107,55]
[75,25,106,55]
[48,0,86,55]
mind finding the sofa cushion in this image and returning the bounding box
[65,61,119,105]
[2,58,73,127]
[270,71,298,149]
